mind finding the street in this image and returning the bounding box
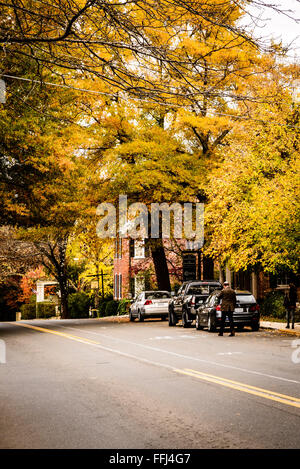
[0,318,300,449]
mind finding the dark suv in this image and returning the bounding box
[168,280,222,327]
[195,290,260,332]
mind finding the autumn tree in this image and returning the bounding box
[86,3,281,288]
[0,50,94,318]
[0,1,295,103]
[204,63,300,275]
[85,96,204,289]
[68,224,114,300]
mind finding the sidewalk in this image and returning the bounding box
[260,320,300,336]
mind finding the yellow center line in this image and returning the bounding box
[184,368,300,402]
[175,369,300,409]
[14,322,300,410]
[15,322,101,345]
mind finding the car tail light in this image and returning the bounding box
[249,304,259,312]
[144,300,152,305]
[216,305,221,311]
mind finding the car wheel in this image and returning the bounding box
[129,310,135,322]
[161,316,167,321]
[138,310,144,322]
[207,315,216,332]
[237,325,244,331]
[195,313,203,330]
[251,322,259,331]
[168,308,176,327]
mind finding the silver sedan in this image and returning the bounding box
[129,291,171,322]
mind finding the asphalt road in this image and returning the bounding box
[0,317,300,449]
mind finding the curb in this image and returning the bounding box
[260,325,300,337]
[91,315,130,323]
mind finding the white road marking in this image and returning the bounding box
[13,322,300,412]
[179,335,197,339]
[149,336,173,340]
[217,352,243,356]
[54,324,300,385]
[149,335,198,340]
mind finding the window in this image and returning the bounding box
[134,240,145,258]
[145,291,171,299]
[118,274,122,299]
[129,239,150,258]
[236,294,256,304]
[186,283,221,295]
[114,274,118,298]
[114,274,122,299]
[114,238,122,259]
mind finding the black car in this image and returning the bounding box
[168,280,222,327]
[195,290,260,332]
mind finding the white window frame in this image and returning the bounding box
[134,240,145,259]
[118,274,122,299]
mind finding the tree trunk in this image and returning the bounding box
[150,239,171,291]
[202,255,214,280]
[58,274,69,319]
[37,236,70,319]
[57,238,69,319]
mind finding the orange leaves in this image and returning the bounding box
[18,266,45,304]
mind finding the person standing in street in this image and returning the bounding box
[286,283,297,329]
[218,281,236,336]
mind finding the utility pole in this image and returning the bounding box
[87,270,109,298]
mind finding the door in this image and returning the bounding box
[136,293,144,315]
[173,285,185,316]
[200,295,213,325]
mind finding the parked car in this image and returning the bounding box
[129,291,171,322]
[195,289,260,332]
[168,280,222,327]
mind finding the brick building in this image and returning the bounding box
[113,238,218,299]
[113,237,300,301]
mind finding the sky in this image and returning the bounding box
[246,0,300,59]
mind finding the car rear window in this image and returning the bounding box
[145,291,171,299]
[237,294,256,304]
[187,285,221,295]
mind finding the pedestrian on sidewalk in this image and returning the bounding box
[286,283,297,329]
[217,281,236,337]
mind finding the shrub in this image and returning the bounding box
[105,300,119,316]
[68,292,91,319]
[97,294,114,317]
[117,299,131,315]
[37,302,56,318]
[98,300,107,316]
[260,291,286,319]
[20,302,56,319]
[20,303,36,319]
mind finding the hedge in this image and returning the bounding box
[68,292,91,319]
[97,295,113,317]
[105,300,119,316]
[20,302,56,319]
[259,291,286,319]
[20,303,36,320]
[117,299,131,315]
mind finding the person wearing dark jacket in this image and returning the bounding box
[286,283,297,329]
[218,281,237,336]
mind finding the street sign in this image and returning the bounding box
[91,280,98,289]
